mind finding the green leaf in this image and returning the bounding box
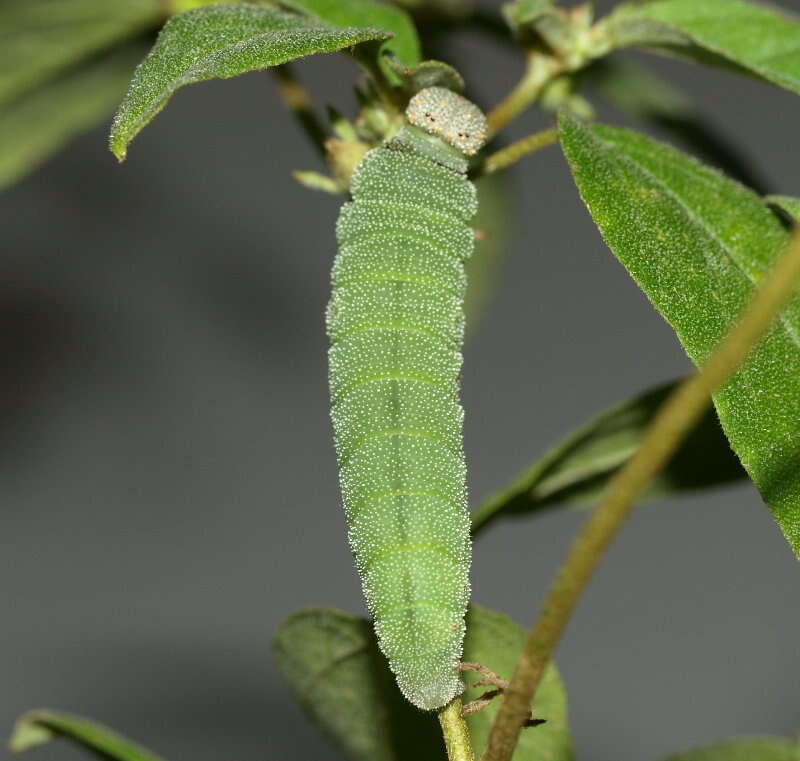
[503,0,556,31]
[0,41,148,191]
[272,605,572,761]
[662,737,800,761]
[558,113,800,558]
[383,56,465,94]
[9,709,168,761]
[471,380,746,534]
[603,0,800,94]
[586,57,767,194]
[767,194,800,222]
[109,4,391,161]
[461,607,573,761]
[273,607,440,761]
[279,0,420,67]
[0,0,159,106]
[169,0,246,11]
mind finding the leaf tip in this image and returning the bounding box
[109,135,128,163]
[556,107,580,132]
[8,712,54,754]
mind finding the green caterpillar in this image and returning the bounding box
[327,87,487,710]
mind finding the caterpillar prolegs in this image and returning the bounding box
[327,88,488,710]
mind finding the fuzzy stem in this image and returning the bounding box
[272,65,328,158]
[438,697,475,761]
[486,54,562,137]
[476,128,558,176]
[480,227,800,761]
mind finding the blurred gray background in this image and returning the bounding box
[2,1,800,759]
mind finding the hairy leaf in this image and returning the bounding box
[0,0,158,106]
[1,42,147,191]
[9,709,168,761]
[586,57,768,194]
[169,0,245,11]
[384,56,465,94]
[662,737,800,761]
[559,113,800,558]
[109,4,390,160]
[471,380,745,534]
[767,194,800,222]
[273,607,441,761]
[273,605,572,761]
[279,0,420,67]
[461,606,573,761]
[603,0,800,95]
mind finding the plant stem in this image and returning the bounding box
[486,54,562,137]
[480,227,800,761]
[353,50,405,113]
[475,128,558,176]
[438,697,475,761]
[272,65,328,158]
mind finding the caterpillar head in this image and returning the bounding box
[405,87,488,156]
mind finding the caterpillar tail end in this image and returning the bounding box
[376,614,467,711]
[395,658,464,711]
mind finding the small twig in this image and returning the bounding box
[474,127,558,177]
[352,49,405,112]
[458,662,509,689]
[480,227,800,761]
[438,697,475,761]
[458,663,507,716]
[291,170,343,195]
[272,64,328,158]
[462,690,502,716]
[486,53,563,137]
[457,663,544,726]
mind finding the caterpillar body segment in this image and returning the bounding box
[327,88,487,710]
